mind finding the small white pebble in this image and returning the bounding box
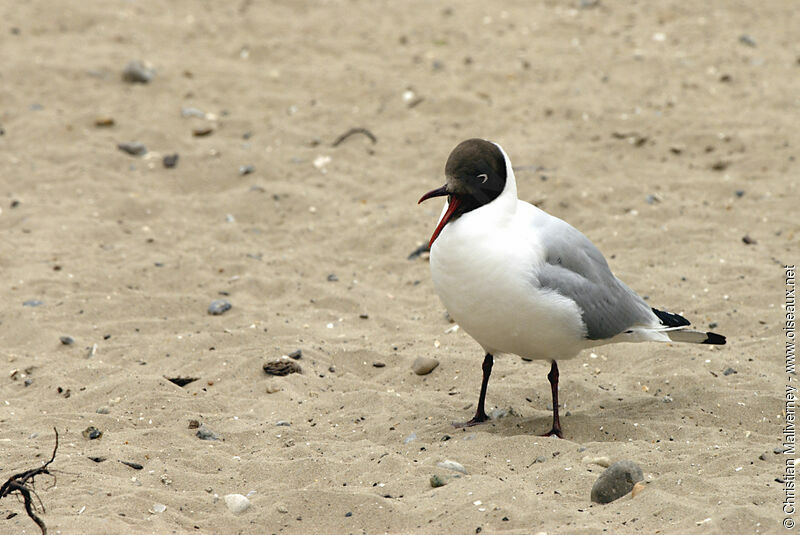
[224,494,251,514]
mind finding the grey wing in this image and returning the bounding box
[535,217,656,340]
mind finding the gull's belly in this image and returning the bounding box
[430,222,586,360]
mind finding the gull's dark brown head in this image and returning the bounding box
[418,139,508,247]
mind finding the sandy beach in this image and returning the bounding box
[1,1,798,533]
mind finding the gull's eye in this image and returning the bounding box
[477,173,488,184]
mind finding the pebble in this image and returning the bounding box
[181,107,206,118]
[775,446,786,454]
[82,426,102,440]
[581,456,612,467]
[23,299,44,307]
[265,384,281,394]
[208,299,232,315]
[430,474,447,488]
[742,235,757,245]
[223,494,251,514]
[631,481,646,498]
[437,460,467,474]
[490,407,513,420]
[60,336,75,345]
[533,456,547,464]
[193,127,214,137]
[738,34,757,47]
[150,503,167,514]
[288,349,302,360]
[373,361,386,368]
[96,406,111,414]
[723,367,737,376]
[590,460,644,504]
[263,360,302,376]
[122,61,155,83]
[94,117,115,127]
[411,356,439,375]
[163,154,179,168]
[759,453,768,461]
[196,425,221,441]
[276,504,289,513]
[327,273,339,282]
[117,142,147,156]
[403,432,417,444]
[276,421,291,427]
[239,164,255,175]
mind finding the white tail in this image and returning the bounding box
[667,329,726,345]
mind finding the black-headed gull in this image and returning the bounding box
[418,138,726,438]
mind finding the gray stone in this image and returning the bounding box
[181,107,206,118]
[430,474,447,488]
[411,356,439,375]
[117,142,147,156]
[239,164,255,175]
[437,460,466,474]
[60,336,75,345]
[82,426,102,440]
[591,460,644,504]
[96,406,111,414]
[208,299,232,315]
[122,61,154,83]
[163,154,179,168]
[23,299,44,307]
[738,34,757,47]
[196,425,221,441]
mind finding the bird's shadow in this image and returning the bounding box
[474,394,692,443]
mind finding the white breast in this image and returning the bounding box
[429,199,587,360]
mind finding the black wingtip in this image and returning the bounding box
[702,332,727,345]
[652,307,691,328]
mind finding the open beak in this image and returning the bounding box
[418,185,461,248]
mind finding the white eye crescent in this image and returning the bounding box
[477,173,488,184]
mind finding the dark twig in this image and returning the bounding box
[1,428,59,535]
[331,127,377,147]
